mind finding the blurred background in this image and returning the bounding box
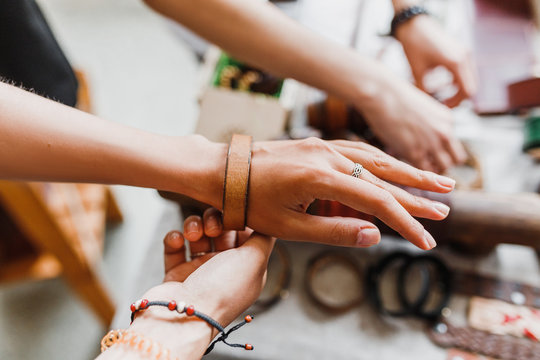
[1,0,540,359]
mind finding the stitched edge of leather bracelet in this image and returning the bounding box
[222,134,252,230]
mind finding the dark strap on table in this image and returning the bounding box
[454,271,540,308]
[428,320,540,360]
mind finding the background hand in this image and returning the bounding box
[395,15,477,108]
[359,74,467,173]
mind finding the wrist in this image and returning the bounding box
[347,56,396,113]
[128,282,220,358]
[154,135,228,209]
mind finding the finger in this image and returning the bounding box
[213,231,238,251]
[429,144,454,173]
[411,65,428,93]
[163,231,187,273]
[444,59,475,107]
[443,88,465,109]
[359,169,450,220]
[331,142,456,192]
[322,172,436,250]
[184,215,203,242]
[202,208,223,238]
[189,236,213,256]
[282,212,381,248]
[236,228,255,247]
[442,135,467,165]
[453,55,477,99]
[164,230,185,253]
[239,232,276,260]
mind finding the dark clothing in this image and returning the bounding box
[0,0,78,106]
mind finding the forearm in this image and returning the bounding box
[143,0,392,106]
[0,81,226,207]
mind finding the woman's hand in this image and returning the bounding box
[239,138,455,250]
[358,74,467,173]
[122,216,274,359]
[98,215,273,360]
[158,225,273,328]
[395,15,477,108]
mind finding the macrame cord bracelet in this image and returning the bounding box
[130,299,254,355]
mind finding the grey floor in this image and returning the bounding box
[0,1,198,359]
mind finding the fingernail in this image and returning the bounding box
[423,230,437,250]
[169,232,183,247]
[207,215,221,232]
[435,174,456,189]
[433,202,450,217]
[186,221,200,236]
[356,228,380,247]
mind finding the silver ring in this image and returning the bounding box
[191,251,209,258]
[351,163,363,178]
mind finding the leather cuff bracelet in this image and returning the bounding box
[222,134,253,230]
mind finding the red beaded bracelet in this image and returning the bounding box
[130,298,255,354]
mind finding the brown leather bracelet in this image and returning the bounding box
[222,134,253,230]
[305,251,365,314]
[428,319,540,360]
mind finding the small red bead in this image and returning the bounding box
[245,344,253,351]
[130,304,136,312]
[168,301,177,311]
[186,305,195,316]
[140,299,149,309]
[244,315,253,323]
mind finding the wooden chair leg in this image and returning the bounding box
[105,187,123,223]
[0,181,115,326]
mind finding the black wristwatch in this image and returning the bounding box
[390,5,429,37]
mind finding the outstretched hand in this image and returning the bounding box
[244,138,455,250]
[151,209,275,328]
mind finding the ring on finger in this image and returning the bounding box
[351,163,364,178]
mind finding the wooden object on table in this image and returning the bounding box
[311,190,540,255]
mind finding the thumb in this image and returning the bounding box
[410,64,428,93]
[238,232,276,263]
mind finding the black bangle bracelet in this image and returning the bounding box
[366,252,429,317]
[390,5,429,37]
[397,255,453,320]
